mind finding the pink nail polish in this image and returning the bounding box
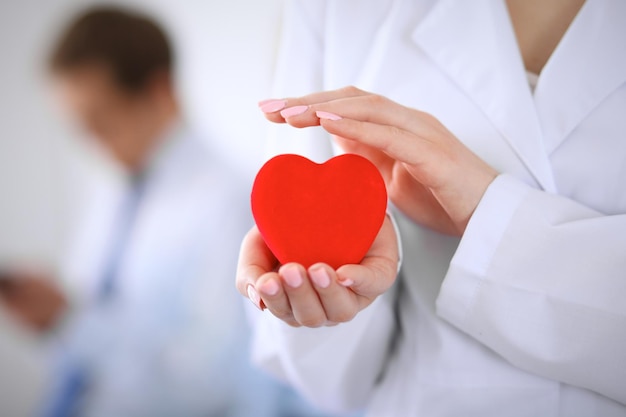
[316,111,342,121]
[282,266,303,288]
[260,100,287,113]
[280,105,309,118]
[310,268,331,288]
[338,278,354,287]
[247,284,263,310]
[259,279,280,296]
[258,99,275,107]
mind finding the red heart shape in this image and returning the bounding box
[251,154,387,269]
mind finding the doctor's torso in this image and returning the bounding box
[271,0,626,416]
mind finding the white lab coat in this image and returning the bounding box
[250,1,626,416]
[57,123,321,417]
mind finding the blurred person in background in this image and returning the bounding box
[1,6,335,417]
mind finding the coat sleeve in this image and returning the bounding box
[437,173,626,405]
[249,0,398,413]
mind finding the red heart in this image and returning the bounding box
[251,154,387,269]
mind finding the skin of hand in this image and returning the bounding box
[236,217,398,327]
[238,86,497,327]
[0,272,68,332]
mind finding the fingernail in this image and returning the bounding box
[310,267,331,289]
[338,278,354,287]
[247,284,262,310]
[280,105,309,118]
[316,111,342,121]
[259,279,280,296]
[258,99,275,107]
[282,266,303,288]
[260,100,287,113]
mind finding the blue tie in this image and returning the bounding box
[42,176,147,417]
[97,176,147,301]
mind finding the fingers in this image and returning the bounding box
[236,227,359,326]
[336,217,399,300]
[236,226,279,309]
[320,116,437,168]
[260,87,439,137]
[308,263,360,323]
[259,86,368,124]
[259,87,454,172]
[278,264,327,327]
[260,92,439,167]
[237,220,399,327]
[254,262,365,327]
[255,272,299,326]
[311,94,423,133]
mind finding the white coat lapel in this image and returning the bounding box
[535,0,626,154]
[411,0,557,192]
[351,0,405,89]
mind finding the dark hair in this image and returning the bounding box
[49,7,173,92]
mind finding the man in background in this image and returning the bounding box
[2,7,332,417]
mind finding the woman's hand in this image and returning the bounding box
[260,87,498,236]
[236,216,398,327]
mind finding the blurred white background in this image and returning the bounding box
[0,0,283,415]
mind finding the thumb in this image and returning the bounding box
[335,257,397,300]
[335,216,399,298]
[236,226,278,310]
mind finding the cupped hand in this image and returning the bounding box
[236,216,398,327]
[260,87,498,236]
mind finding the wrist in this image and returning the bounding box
[457,168,499,233]
[439,165,498,235]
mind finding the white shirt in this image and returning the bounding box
[250,1,626,416]
[526,71,539,94]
